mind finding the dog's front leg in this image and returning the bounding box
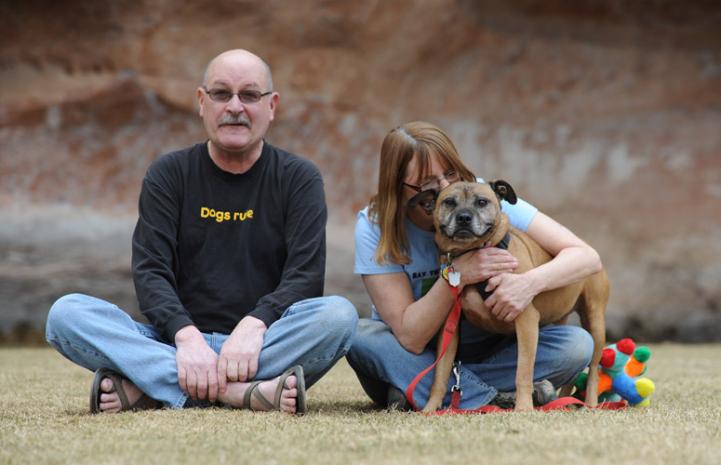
[422,329,459,412]
[513,305,540,411]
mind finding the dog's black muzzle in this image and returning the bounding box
[454,208,474,227]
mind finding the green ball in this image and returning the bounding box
[635,346,651,362]
[574,371,589,389]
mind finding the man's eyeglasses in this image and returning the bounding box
[403,169,459,194]
[203,87,273,104]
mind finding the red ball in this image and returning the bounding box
[617,338,636,355]
[600,347,616,367]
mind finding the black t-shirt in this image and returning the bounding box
[131,141,326,342]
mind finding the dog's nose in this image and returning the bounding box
[456,211,472,226]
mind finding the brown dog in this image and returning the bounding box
[423,180,608,412]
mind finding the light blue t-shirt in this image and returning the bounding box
[353,188,538,360]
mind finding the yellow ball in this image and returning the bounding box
[635,378,655,398]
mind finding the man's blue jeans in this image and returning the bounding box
[346,318,593,409]
[45,293,358,409]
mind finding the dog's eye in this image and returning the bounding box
[476,199,488,208]
[443,198,457,208]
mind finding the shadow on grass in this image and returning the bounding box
[307,399,381,414]
[63,400,381,417]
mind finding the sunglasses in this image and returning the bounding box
[407,189,439,214]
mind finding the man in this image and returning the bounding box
[45,49,358,415]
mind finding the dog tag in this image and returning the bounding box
[448,270,461,287]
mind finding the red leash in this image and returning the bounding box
[405,286,463,411]
[427,397,628,415]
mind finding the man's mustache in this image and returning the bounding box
[218,115,251,127]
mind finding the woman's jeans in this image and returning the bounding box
[346,318,593,409]
[46,293,358,409]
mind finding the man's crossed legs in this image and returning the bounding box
[46,294,358,414]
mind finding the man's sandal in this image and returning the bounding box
[242,365,307,416]
[89,368,161,413]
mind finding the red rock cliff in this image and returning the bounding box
[1,0,720,342]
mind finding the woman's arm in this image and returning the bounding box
[362,273,454,354]
[484,211,603,322]
[362,247,519,354]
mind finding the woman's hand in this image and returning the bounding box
[452,247,518,287]
[483,272,540,322]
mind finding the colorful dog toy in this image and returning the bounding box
[574,338,655,407]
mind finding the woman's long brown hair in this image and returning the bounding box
[369,121,475,264]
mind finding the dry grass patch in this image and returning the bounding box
[1,344,720,465]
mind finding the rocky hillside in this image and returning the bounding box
[1,0,720,342]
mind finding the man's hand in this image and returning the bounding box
[175,325,220,402]
[217,316,267,393]
[484,272,541,322]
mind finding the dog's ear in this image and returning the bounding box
[489,180,517,205]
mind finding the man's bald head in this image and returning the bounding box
[197,49,279,160]
[202,49,273,91]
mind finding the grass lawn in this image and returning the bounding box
[2,344,721,465]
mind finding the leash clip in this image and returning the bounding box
[451,361,462,393]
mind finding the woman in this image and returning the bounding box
[347,121,602,410]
